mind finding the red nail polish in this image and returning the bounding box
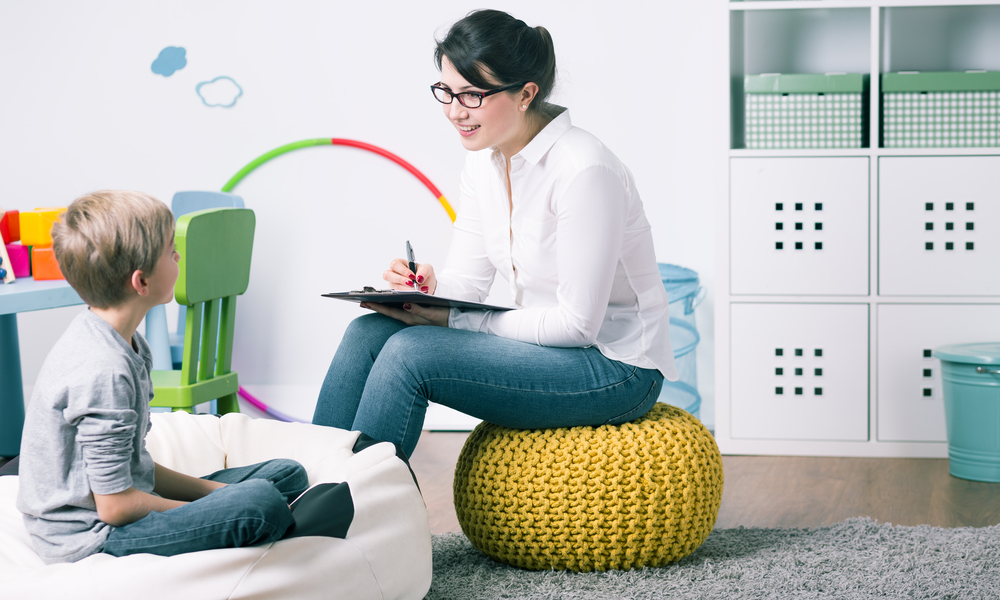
[403,303,412,311]
[409,274,416,281]
[420,286,429,292]
[405,279,414,287]
[417,275,424,283]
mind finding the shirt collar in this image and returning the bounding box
[496,106,571,166]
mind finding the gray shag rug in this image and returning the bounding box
[423,518,1000,599]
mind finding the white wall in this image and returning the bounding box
[2,0,727,428]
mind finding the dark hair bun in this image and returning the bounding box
[435,10,557,111]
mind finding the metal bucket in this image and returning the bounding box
[934,342,1000,482]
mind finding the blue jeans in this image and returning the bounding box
[313,314,664,458]
[102,459,308,558]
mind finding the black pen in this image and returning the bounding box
[406,240,417,281]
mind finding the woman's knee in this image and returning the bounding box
[375,326,437,370]
[344,313,406,347]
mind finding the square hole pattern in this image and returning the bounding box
[774,347,825,397]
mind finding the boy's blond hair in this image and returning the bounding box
[51,190,175,309]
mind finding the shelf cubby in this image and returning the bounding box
[881,5,1000,73]
[731,8,871,149]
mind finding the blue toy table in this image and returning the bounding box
[0,279,83,456]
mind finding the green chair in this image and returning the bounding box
[150,207,255,415]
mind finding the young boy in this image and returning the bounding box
[16,190,307,564]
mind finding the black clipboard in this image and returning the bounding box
[323,288,514,311]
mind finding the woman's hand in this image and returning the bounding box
[384,259,437,294]
[360,301,450,327]
[371,258,447,326]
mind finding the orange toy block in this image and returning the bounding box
[31,245,64,281]
[19,207,67,247]
[0,209,19,244]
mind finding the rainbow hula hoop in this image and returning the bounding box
[222,138,456,220]
[223,138,456,421]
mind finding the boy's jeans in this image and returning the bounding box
[313,313,665,458]
[102,459,308,557]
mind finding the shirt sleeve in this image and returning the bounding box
[449,165,627,347]
[434,154,497,302]
[63,373,140,496]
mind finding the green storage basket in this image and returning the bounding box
[744,73,867,149]
[882,71,1000,148]
[933,342,1000,482]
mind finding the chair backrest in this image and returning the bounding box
[175,207,255,385]
[169,191,246,336]
[172,191,244,218]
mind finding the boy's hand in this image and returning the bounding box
[202,479,227,494]
[94,487,186,527]
[94,466,228,527]
[154,462,225,501]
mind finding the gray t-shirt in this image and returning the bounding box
[17,309,156,564]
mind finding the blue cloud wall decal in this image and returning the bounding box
[152,46,187,77]
[196,76,244,108]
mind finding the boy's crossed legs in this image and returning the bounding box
[102,459,308,558]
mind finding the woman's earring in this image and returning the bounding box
[521,105,527,110]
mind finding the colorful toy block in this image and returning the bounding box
[5,243,31,277]
[0,210,19,244]
[0,239,14,283]
[19,207,66,247]
[31,245,64,281]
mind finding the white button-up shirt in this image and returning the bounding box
[436,108,677,380]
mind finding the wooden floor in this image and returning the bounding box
[408,431,1000,534]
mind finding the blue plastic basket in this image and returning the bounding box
[657,264,706,419]
[933,342,1000,482]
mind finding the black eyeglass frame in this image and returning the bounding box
[430,82,527,108]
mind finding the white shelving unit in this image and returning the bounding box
[718,0,1000,457]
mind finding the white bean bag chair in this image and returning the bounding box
[0,412,432,600]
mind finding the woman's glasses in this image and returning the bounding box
[430,82,525,108]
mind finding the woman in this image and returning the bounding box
[313,9,677,458]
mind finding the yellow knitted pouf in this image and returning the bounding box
[453,403,724,572]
